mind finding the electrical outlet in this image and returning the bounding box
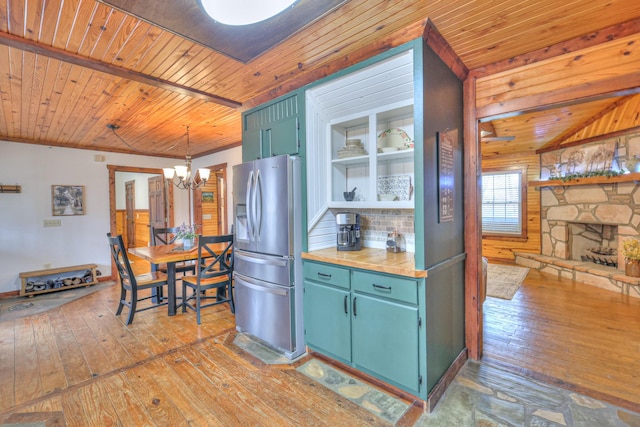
[43,219,62,227]
[43,263,52,269]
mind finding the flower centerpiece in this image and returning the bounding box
[621,238,640,277]
[176,222,198,250]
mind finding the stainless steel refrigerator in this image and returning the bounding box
[232,154,304,359]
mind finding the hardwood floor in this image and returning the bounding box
[2,265,638,425]
[483,267,640,414]
[0,280,416,426]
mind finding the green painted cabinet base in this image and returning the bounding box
[352,293,419,392]
[304,280,351,362]
[304,260,422,397]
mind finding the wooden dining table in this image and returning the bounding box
[128,242,229,316]
[128,244,199,316]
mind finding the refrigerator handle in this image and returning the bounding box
[246,170,254,239]
[234,273,288,296]
[255,168,263,240]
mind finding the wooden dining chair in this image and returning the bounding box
[150,226,197,276]
[181,234,234,324]
[107,233,169,325]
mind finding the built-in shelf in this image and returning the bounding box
[529,172,640,188]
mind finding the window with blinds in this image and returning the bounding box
[482,170,524,236]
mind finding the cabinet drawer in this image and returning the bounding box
[304,262,350,289]
[352,271,417,304]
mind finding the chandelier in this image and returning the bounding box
[199,0,297,26]
[163,126,210,190]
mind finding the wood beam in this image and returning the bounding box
[536,95,636,153]
[537,125,640,154]
[423,19,469,81]
[2,135,180,159]
[463,75,482,361]
[0,31,242,110]
[476,75,640,121]
[472,17,640,78]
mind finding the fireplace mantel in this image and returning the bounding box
[529,172,640,188]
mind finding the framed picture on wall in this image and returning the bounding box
[52,185,86,216]
[202,191,214,202]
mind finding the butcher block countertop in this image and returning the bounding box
[302,247,427,278]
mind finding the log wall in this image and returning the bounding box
[481,152,541,262]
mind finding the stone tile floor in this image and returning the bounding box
[236,332,640,426]
[417,361,640,427]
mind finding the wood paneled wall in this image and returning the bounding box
[481,152,541,262]
[115,209,125,245]
[134,210,150,248]
[200,179,219,236]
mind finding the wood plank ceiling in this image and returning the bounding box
[1,0,640,158]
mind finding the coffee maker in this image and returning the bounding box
[336,212,361,251]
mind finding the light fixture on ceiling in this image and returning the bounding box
[163,126,210,190]
[199,0,297,26]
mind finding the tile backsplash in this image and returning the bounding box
[331,208,415,252]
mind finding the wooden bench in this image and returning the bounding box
[19,264,98,297]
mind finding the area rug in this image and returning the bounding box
[0,281,114,322]
[297,359,409,424]
[486,264,529,300]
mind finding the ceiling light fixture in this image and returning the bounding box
[199,0,297,26]
[163,126,210,190]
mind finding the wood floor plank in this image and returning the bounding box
[46,306,93,386]
[60,385,93,426]
[60,301,115,377]
[103,372,154,426]
[76,381,121,426]
[180,345,297,426]
[0,318,16,411]
[121,363,190,427]
[137,358,225,425]
[13,317,42,406]
[31,313,67,396]
[168,347,282,426]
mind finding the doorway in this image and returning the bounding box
[193,163,228,235]
[108,165,175,277]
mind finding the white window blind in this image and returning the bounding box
[482,171,522,234]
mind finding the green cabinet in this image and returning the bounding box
[303,260,422,396]
[352,293,419,392]
[303,262,351,362]
[304,281,351,362]
[242,92,302,161]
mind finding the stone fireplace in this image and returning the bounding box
[540,183,636,271]
[515,180,640,298]
[514,135,640,298]
[568,223,618,267]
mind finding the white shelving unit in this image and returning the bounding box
[329,101,415,209]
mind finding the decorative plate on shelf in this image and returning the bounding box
[377,175,413,201]
[377,128,413,150]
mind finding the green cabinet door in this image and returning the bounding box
[268,114,298,157]
[351,293,420,393]
[304,280,351,362]
[243,128,262,162]
[242,92,301,161]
